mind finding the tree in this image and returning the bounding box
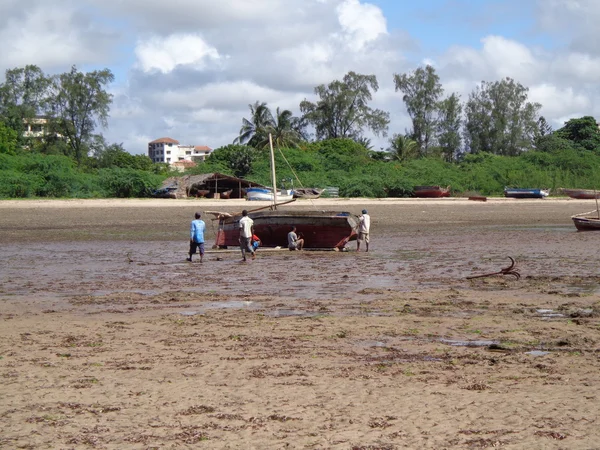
[0,120,18,155]
[387,134,419,162]
[234,101,275,147]
[393,65,443,155]
[437,93,463,162]
[555,116,600,151]
[206,144,258,178]
[47,66,114,164]
[0,65,51,140]
[300,71,389,141]
[464,77,540,156]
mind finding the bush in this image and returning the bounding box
[98,168,163,197]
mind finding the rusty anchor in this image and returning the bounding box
[466,256,520,280]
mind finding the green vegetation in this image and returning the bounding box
[2,63,600,199]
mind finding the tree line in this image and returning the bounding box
[232,65,562,163]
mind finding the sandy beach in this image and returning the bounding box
[1,198,599,449]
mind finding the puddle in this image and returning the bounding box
[439,338,498,347]
[536,309,565,319]
[264,309,319,318]
[179,300,256,315]
[355,340,387,348]
[525,350,550,357]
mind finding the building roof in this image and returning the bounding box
[194,145,212,151]
[149,137,180,145]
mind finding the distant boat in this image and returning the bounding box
[560,188,600,199]
[293,188,324,199]
[572,210,600,231]
[504,188,549,199]
[413,185,451,198]
[246,187,294,202]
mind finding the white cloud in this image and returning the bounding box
[336,0,388,51]
[135,34,222,73]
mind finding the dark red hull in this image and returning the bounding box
[215,210,359,249]
[413,186,451,198]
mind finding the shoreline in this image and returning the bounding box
[0,196,594,209]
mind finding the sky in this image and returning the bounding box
[1,0,599,154]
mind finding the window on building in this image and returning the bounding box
[167,158,171,162]
[166,151,170,154]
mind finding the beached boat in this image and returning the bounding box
[211,208,359,249]
[572,209,600,231]
[413,185,451,198]
[560,188,600,199]
[246,187,294,202]
[208,134,358,249]
[292,188,324,199]
[504,188,549,199]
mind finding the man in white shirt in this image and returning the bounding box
[239,210,255,261]
[357,209,370,252]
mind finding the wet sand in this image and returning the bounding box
[1,198,599,449]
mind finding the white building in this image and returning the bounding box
[148,137,213,165]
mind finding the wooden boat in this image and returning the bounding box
[560,188,600,199]
[504,188,549,199]
[468,196,487,202]
[293,188,324,199]
[209,134,358,249]
[211,208,358,249]
[413,185,451,198]
[246,187,294,202]
[572,210,600,231]
[195,189,210,198]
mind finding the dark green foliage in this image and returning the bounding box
[0,120,18,155]
[555,116,600,151]
[204,144,260,178]
[97,168,162,198]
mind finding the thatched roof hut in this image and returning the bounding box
[153,173,265,199]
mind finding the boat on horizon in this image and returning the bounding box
[413,185,451,198]
[504,188,549,199]
[560,188,600,199]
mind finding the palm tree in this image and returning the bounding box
[266,108,304,148]
[234,101,275,147]
[387,134,419,162]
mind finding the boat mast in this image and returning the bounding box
[269,133,278,209]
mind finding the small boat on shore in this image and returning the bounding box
[504,188,549,199]
[246,187,294,202]
[413,185,451,198]
[293,188,324,199]
[560,188,600,199]
[572,209,600,231]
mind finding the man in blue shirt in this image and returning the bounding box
[187,212,206,262]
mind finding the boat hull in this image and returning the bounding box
[413,186,450,198]
[293,188,324,199]
[215,210,359,249]
[504,188,549,199]
[246,188,294,202]
[572,216,600,231]
[562,189,600,199]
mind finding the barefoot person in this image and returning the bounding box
[239,210,256,261]
[287,226,304,251]
[187,212,206,262]
[357,209,370,252]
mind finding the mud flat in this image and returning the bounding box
[1,199,599,449]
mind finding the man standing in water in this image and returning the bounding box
[187,212,206,262]
[357,209,370,252]
[239,210,256,261]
